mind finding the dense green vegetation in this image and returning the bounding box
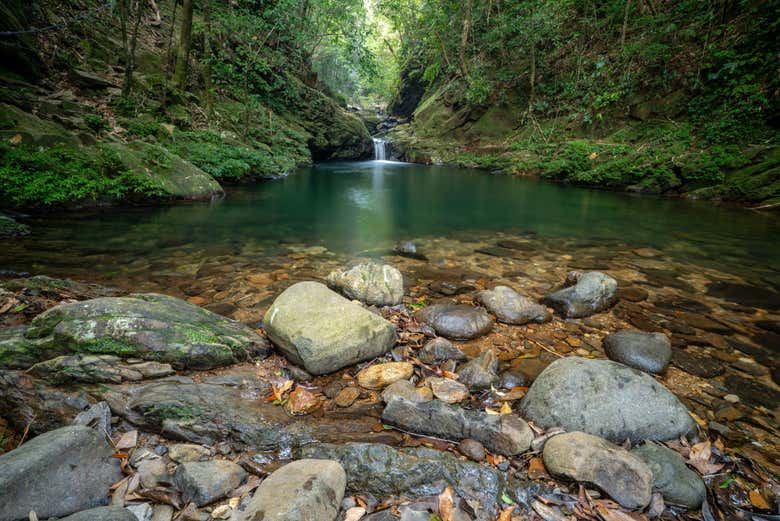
[378,0,779,204]
[0,0,778,208]
[0,0,375,208]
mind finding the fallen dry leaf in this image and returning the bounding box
[532,501,567,521]
[688,441,724,475]
[285,386,319,415]
[115,430,138,450]
[268,379,294,403]
[9,134,22,146]
[438,485,454,521]
[343,506,366,521]
[749,489,770,510]
[594,502,636,521]
[499,402,512,414]
[528,457,550,480]
[497,505,516,521]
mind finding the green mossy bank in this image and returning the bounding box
[0,0,371,210]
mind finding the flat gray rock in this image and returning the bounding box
[632,442,705,509]
[382,396,533,456]
[544,432,652,510]
[414,304,493,340]
[263,282,397,374]
[297,442,549,521]
[327,262,404,306]
[11,293,269,370]
[60,506,137,521]
[519,357,695,443]
[417,337,466,364]
[478,286,551,325]
[0,425,123,521]
[541,272,618,318]
[239,459,345,521]
[604,330,672,374]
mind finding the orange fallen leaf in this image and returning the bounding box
[688,441,724,475]
[9,134,22,146]
[499,402,512,414]
[594,502,636,521]
[112,452,129,459]
[438,485,454,521]
[749,489,770,510]
[497,505,516,521]
[528,457,549,480]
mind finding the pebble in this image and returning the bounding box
[459,438,486,461]
[126,503,153,521]
[357,362,414,389]
[724,394,740,403]
[168,444,210,463]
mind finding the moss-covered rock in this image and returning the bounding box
[0,103,79,147]
[1,293,270,370]
[105,141,224,201]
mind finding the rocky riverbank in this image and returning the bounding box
[0,238,778,520]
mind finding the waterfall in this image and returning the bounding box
[372,138,386,161]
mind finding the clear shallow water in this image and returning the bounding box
[3,160,780,287]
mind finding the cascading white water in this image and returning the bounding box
[372,138,386,161]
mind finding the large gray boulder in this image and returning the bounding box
[263,282,397,374]
[5,293,269,370]
[541,272,618,318]
[519,357,695,443]
[415,304,493,340]
[239,459,346,521]
[326,262,404,306]
[604,330,672,374]
[632,443,706,509]
[382,397,533,456]
[478,286,551,325]
[543,432,652,510]
[0,425,123,521]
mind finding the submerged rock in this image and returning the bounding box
[298,442,549,521]
[263,282,397,375]
[0,214,30,239]
[0,425,123,521]
[543,432,652,510]
[519,357,695,443]
[239,459,345,521]
[327,262,404,306]
[8,293,269,370]
[457,350,499,390]
[541,272,618,318]
[632,442,705,509]
[478,286,551,325]
[603,330,672,374]
[382,396,533,456]
[414,304,493,340]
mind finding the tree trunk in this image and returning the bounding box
[528,39,535,112]
[172,0,193,90]
[119,0,129,96]
[203,0,213,121]
[123,0,144,97]
[621,0,631,49]
[458,0,472,78]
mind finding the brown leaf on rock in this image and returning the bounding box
[748,489,770,510]
[438,485,454,521]
[528,457,550,480]
[532,500,567,521]
[594,502,637,521]
[689,441,724,475]
[285,386,319,415]
[344,506,366,521]
[497,505,516,521]
[115,430,138,450]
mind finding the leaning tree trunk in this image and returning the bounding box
[172,0,193,90]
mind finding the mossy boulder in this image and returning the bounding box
[105,141,223,201]
[1,293,270,370]
[0,103,79,147]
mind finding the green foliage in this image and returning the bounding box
[84,114,108,133]
[0,143,165,207]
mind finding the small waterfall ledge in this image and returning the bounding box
[372,138,387,161]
